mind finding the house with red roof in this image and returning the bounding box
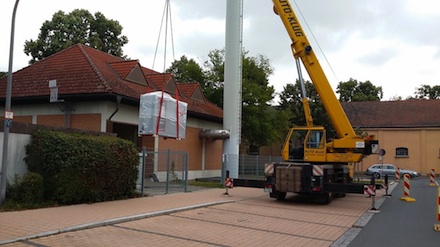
[342,100,440,175]
[260,99,440,176]
[0,44,226,180]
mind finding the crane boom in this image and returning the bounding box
[273,0,355,138]
[273,0,379,163]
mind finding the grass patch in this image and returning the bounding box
[0,199,58,212]
[352,179,384,183]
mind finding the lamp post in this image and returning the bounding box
[0,0,20,205]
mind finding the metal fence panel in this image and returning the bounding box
[138,149,188,196]
[221,154,282,181]
[238,154,282,179]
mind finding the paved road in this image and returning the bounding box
[348,178,440,247]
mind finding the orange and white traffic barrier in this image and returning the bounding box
[430,169,437,187]
[225,177,234,188]
[435,187,440,231]
[364,184,379,211]
[364,185,375,197]
[223,177,233,196]
[395,167,400,180]
[400,174,415,202]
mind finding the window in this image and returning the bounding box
[395,147,408,157]
[306,130,325,148]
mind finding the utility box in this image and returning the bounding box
[138,91,188,139]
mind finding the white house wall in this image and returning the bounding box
[0,133,31,184]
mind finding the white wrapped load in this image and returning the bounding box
[138,91,187,139]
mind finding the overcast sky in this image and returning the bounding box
[1,0,440,102]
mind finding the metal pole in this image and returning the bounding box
[166,149,170,194]
[141,147,146,196]
[181,152,184,189]
[184,152,188,192]
[385,174,391,197]
[370,175,377,210]
[221,154,227,186]
[0,0,20,205]
[256,155,259,178]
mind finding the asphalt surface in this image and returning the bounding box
[348,178,440,246]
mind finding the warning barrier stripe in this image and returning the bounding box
[364,185,375,196]
[313,165,324,176]
[400,174,415,202]
[430,169,436,186]
[431,169,436,182]
[395,168,400,180]
[265,163,274,174]
[436,186,440,222]
[436,187,440,230]
[403,174,410,197]
[225,178,233,188]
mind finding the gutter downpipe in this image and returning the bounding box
[108,95,122,121]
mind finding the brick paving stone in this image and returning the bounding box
[0,185,393,246]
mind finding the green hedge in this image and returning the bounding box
[7,172,44,204]
[25,129,139,204]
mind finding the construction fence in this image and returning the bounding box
[138,151,282,195]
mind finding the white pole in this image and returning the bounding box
[223,0,243,179]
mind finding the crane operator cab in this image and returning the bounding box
[283,126,327,162]
[282,126,379,163]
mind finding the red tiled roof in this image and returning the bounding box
[186,100,223,118]
[342,100,440,128]
[177,83,199,98]
[175,83,222,118]
[145,73,173,89]
[0,44,223,120]
[109,60,139,78]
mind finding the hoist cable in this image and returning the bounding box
[152,0,175,71]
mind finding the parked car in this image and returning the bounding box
[366,164,418,179]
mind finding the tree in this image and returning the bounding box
[187,49,288,148]
[203,49,226,107]
[279,80,336,139]
[336,78,383,102]
[414,84,440,99]
[240,53,277,148]
[0,72,6,79]
[166,55,206,87]
[388,95,402,101]
[24,9,128,64]
[166,49,290,149]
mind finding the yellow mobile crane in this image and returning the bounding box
[274,0,378,162]
[259,0,379,203]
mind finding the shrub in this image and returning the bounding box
[25,129,139,204]
[6,172,44,204]
[16,172,44,203]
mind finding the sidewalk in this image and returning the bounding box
[0,183,394,246]
[0,187,262,245]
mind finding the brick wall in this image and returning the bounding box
[37,114,101,131]
[159,126,222,171]
[138,126,223,174]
